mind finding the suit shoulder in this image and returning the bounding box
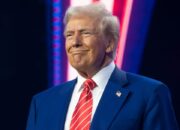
[126,72,169,92]
[124,72,171,103]
[33,79,76,100]
[126,72,164,85]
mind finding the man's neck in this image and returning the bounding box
[77,59,113,78]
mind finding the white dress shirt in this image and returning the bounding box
[64,62,115,130]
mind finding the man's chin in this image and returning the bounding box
[71,63,88,72]
[72,64,85,71]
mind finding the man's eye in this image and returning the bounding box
[82,31,92,36]
[84,31,90,34]
[66,34,72,37]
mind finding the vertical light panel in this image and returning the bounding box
[114,0,134,68]
[52,0,64,86]
[122,0,156,73]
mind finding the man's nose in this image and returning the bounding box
[72,32,82,46]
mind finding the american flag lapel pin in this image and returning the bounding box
[116,91,121,97]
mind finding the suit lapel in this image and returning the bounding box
[56,79,77,130]
[90,67,130,130]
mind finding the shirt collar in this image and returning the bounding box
[76,62,115,91]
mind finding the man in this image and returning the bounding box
[26,3,179,130]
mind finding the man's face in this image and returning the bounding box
[65,16,112,77]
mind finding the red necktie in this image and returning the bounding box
[70,79,96,130]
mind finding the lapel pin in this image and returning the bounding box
[116,91,121,97]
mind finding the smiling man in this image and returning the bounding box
[26,3,179,130]
[65,14,114,78]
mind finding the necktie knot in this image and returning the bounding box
[83,78,96,90]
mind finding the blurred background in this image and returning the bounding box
[0,0,179,129]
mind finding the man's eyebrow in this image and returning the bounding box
[79,28,92,32]
[65,27,94,33]
[65,30,73,33]
[64,29,74,35]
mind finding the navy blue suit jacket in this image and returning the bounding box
[26,67,179,130]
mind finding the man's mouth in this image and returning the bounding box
[69,49,88,55]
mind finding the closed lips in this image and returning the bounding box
[70,50,88,54]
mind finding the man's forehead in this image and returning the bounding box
[65,16,98,31]
[66,24,94,32]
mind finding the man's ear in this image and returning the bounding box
[105,39,114,53]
